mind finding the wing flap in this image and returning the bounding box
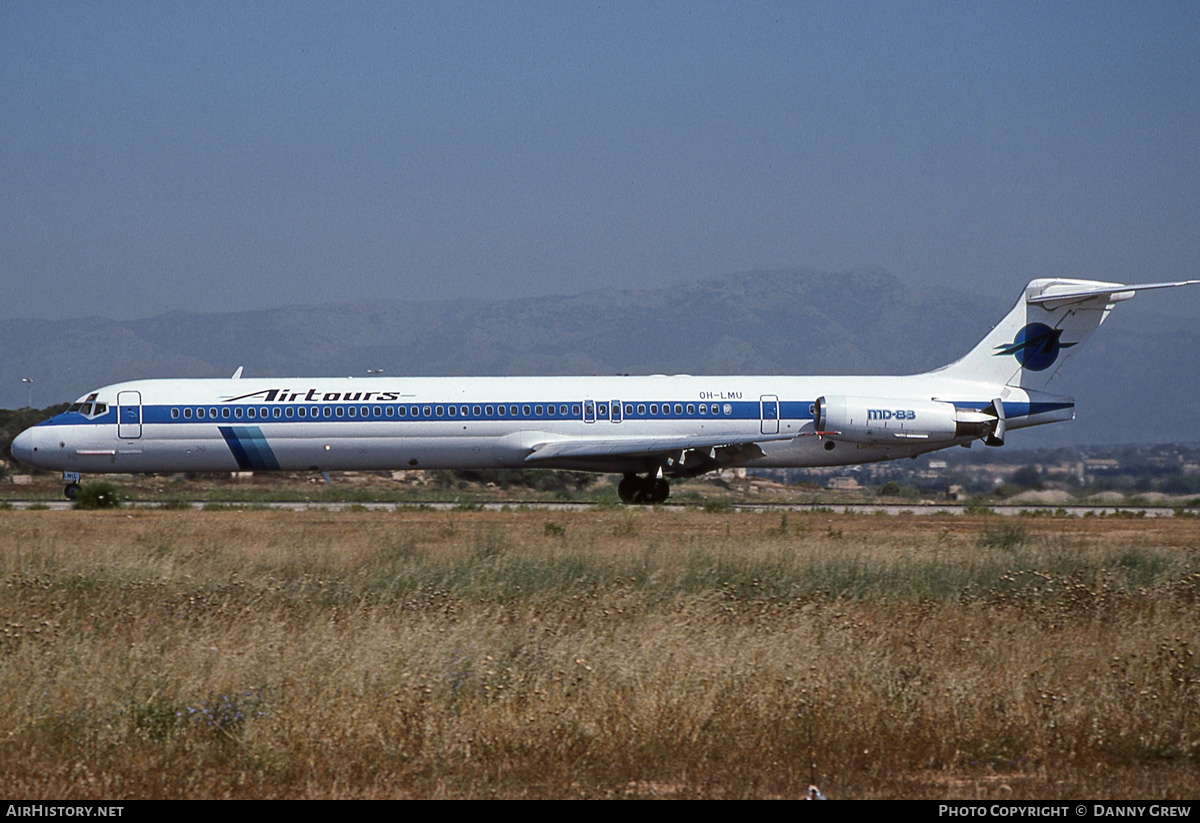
[524,431,795,463]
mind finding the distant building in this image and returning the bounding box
[827,476,860,491]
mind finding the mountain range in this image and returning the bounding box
[3,269,1195,445]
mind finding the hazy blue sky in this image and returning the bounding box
[3,1,1198,320]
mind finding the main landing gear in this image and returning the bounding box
[617,473,670,505]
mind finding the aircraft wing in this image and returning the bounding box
[523,431,796,463]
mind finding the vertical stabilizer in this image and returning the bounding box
[932,278,1198,391]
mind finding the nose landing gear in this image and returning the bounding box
[617,473,670,505]
[61,471,81,500]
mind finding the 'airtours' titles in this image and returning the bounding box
[225,387,751,404]
[222,388,403,404]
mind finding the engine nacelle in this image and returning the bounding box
[812,395,962,444]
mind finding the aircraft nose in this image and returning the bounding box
[10,426,42,467]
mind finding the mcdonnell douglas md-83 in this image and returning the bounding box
[11,278,1198,503]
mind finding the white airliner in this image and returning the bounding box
[11,278,1197,503]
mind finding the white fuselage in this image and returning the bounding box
[11,373,1072,476]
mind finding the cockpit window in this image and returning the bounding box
[70,394,108,418]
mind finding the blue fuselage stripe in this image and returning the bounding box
[218,426,280,470]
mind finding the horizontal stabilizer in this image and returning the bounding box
[1027,279,1200,308]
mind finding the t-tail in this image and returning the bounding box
[932,278,1199,391]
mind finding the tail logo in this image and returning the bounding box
[994,323,1076,371]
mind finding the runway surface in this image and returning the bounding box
[3,499,1185,516]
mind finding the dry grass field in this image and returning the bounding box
[1,506,1197,799]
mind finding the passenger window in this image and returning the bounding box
[234,408,243,418]
[336,407,344,418]
[723,404,732,415]
[522,405,531,416]
[285,408,294,418]
[686,404,694,415]
[699,404,706,415]
[436,406,444,417]
[184,407,192,419]
[348,407,357,417]
[650,404,657,414]
[572,404,580,416]
[473,406,481,416]
[397,406,406,416]
[625,404,633,415]
[422,406,431,417]
[324,407,332,418]
[448,406,457,417]
[559,405,568,415]
[171,408,179,419]
[535,405,543,416]
[273,408,281,418]
[674,404,683,414]
[197,408,205,419]
[223,408,232,418]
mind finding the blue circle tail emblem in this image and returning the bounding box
[994,323,1073,372]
